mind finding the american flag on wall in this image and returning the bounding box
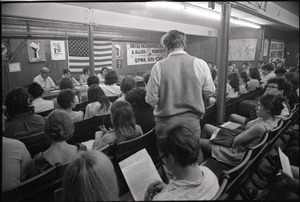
[68,37,112,72]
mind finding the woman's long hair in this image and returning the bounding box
[62,150,119,201]
[228,72,240,93]
[110,100,138,142]
[87,84,111,114]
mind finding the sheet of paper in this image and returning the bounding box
[119,148,162,201]
[220,121,242,130]
[81,139,94,150]
[278,147,293,178]
[210,128,220,140]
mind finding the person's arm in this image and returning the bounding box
[228,114,247,125]
[48,77,58,89]
[84,104,91,119]
[20,142,32,181]
[79,75,85,86]
[232,124,265,147]
[194,59,216,99]
[145,64,161,106]
[144,180,166,201]
[72,77,80,86]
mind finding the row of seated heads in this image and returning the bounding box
[62,93,283,201]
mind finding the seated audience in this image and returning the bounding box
[27,82,54,113]
[62,150,119,201]
[125,87,155,133]
[84,84,111,119]
[274,68,287,77]
[62,68,80,86]
[144,125,219,200]
[200,94,283,165]
[260,64,276,87]
[30,109,87,175]
[87,75,100,87]
[284,72,299,109]
[115,75,136,102]
[59,77,81,103]
[248,67,261,90]
[227,72,247,98]
[2,106,32,192]
[33,67,58,91]
[97,67,109,84]
[57,89,83,122]
[100,70,122,97]
[4,87,45,138]
[92,100,143,150]
[79,67,90,86]
[238,77,290,120]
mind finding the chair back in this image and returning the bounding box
[108,96,119,103]
[36,108,55,117]
[18,132,51,157]
[73,100,88,112]
[67,114,111,145]
[2,164,62,202]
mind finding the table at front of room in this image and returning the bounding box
[42,85,89,101]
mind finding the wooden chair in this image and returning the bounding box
[110,129,164,196]
[67,114,112,145]
[108,96,119,103]
[18,132,51,157]
[73,100,88,112]
[36,108,55,117]
[2,163,65,202]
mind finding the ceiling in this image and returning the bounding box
[62,2,299,32]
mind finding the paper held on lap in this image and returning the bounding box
[278,147,293,178]
[220,121,242,130]
[119,148,162,201]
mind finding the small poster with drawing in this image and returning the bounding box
[27,40,46,62]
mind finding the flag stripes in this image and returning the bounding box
[68,37,112,72]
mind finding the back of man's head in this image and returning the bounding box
[158,125,200,167]
[28,82,44,98]
[162,30,186,50]
[87,76,99,87]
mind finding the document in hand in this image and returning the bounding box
[220,121,242,130]
[119,148,162,201]
[278,147,293,178]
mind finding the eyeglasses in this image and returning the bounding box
[42,72,49,74]
[266,84,278,89]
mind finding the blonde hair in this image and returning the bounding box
[62,150,119,201]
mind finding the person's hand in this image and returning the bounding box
[279,169,299,194]
[144,180,166,201]
[98,125,109,134]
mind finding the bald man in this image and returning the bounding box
[33,67,58,91]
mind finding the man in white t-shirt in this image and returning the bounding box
[28,82,54,113]
[33,67,58,91]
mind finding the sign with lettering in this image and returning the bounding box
[126,43,164,66]
[50,40,66,60]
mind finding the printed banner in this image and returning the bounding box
[27,40,46,62]
[50,40,66,60]
[2,38,11,62]
[126,43,164,66]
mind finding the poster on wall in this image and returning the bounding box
[269,40,284,63]
[50,40,66,60]
[27,40,46,62]
[126,43,164,66]
[2,38,11,62]
[228,39,257,61]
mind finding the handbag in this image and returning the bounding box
[210,128,240,147]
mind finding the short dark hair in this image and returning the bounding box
[60,78,74,90]
[101,67,109,74]
[249,67,261,80]
[63,69,70,74]
[158,125,200,167]
[125,87,152,110]
[57,89,75,109]
[104,71,118,85]
[274,68,287,76]
[87,76,99,87]
[83,67,90,74]
[267,77,290,97]
[28,82,44,98]
[262,63,274,71]
[120,75,136,93]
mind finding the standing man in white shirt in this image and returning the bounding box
[146,30,215,143]
[33,67,58,91]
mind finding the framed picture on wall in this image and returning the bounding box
[269,40,284,62]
